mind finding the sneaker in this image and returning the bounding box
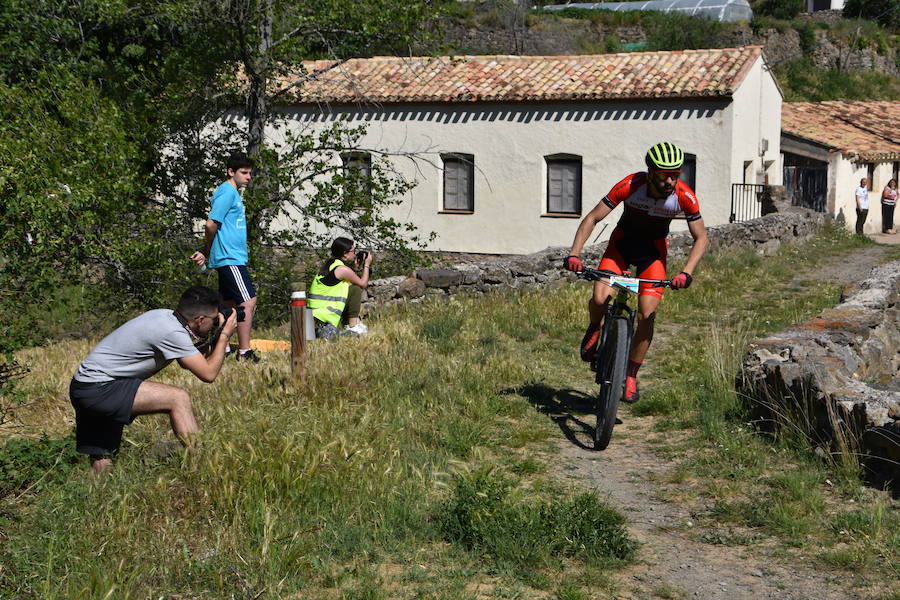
[316,323,340,341]
[236,349,260,363]
[623,376,640,403]
[580,323,601,362]
[345,322,368,335]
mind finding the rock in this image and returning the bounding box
[455,263,483,285]
[482,264,510,285]
[150,438,180,459]
[397,277,426,299]
[368,276,404,302]
[416,268,462,288]
[509,257,541,276]
[739,258,900,487]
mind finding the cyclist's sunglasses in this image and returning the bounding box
[652,169,682,179]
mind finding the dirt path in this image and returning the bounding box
[550,241,900,600]
[557,423,862,599]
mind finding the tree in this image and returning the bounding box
[843,0,900,27]
[153,0,447,320]
[0,0,447,339]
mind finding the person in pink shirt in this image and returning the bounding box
[882,178,898,235]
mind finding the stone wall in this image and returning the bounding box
[739,262,900,489]
[365,209,828,309]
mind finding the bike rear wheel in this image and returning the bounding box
[594,316,629,450]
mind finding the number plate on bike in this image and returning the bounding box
[609,275,640,293]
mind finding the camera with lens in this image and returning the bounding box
[219,304,246,323]
[355,249,369,266]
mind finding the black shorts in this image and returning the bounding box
[215,264,256,303]
[69,378,141,456]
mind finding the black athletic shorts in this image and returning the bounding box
[69,378,141,456]
[215,264,256,303]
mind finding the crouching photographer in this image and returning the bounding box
[308,237,373,340]
[69,286,237,473]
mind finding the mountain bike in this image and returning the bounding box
[577,268,671,450]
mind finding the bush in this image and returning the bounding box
[437,468,636,571]
[775,57,900,101]
[0,436,81,499]
[843,0,900,28]
[754,0,805,20]
[644,12,733,51]
[797,22,817,55]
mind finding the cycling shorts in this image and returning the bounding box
[597,229,668,299]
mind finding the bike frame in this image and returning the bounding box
[593,282,636,383]
[576,269,670,381]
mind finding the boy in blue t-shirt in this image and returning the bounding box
[191,152,260,363]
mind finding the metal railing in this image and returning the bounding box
[730,183,768,223]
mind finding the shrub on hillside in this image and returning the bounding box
[775,57,900,101]
[754,0,805,20]
[843,0,900,28]
[643,12,733,51]
[797,22,818,55]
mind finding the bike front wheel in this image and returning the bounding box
[594,316,629,450]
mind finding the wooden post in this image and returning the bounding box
[290,286,307,380]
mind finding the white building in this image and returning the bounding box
[781,101,900,235]
[806,0,844,11]
[273,47,782,254]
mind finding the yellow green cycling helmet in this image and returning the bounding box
[645,142,684,170]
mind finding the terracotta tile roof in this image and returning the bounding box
[781,101,900,161]
[280,46,763,105]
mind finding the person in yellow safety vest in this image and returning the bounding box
[308,237,374,339]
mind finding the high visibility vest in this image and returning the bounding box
[309,259,350,327]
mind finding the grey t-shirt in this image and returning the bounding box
[74,309,199,383]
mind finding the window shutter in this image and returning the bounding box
[546,157,581,214]
[445,160,460,209]
[443,155,474,211]
[560,162,579,213]
[548,164,563,211]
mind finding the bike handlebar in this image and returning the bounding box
[574,267,672,288]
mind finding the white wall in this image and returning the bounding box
[730,57,784,187]
[253,55,783,254]
[274,99,739,254]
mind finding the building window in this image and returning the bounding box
[682,154,697,190]
[867,163,875,190]
[546,155,582,215]
[341,152,372,204]
[442,153,474,212]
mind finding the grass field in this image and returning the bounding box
[1,225,899,599]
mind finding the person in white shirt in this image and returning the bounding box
[855,178,869,235]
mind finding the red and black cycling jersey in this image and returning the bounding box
[601,172,702,240]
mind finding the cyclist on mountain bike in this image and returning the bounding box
[564,142,709,403]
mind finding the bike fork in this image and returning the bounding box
[595,301,637,386]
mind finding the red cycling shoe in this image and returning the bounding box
[580,323,601,362]
[623,376,640,403]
